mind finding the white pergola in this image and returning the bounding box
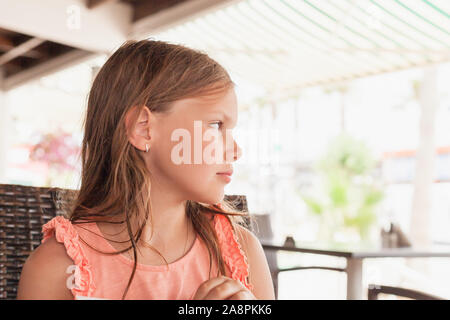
[0,0,449,92]
[0,0,448,250]
[0,0,235,181]
[0,0,237,90]
[154,0,450,99]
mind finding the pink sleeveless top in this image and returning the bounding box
[41,213,253,300]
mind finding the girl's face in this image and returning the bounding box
[145,88,242,205]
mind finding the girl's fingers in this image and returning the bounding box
[226,289,253,300]
[192,276,229,300]
[193,276,254,300]
[203,278,248,300]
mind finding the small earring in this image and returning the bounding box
[145,144,149,153]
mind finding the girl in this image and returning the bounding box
[17,39,275,300]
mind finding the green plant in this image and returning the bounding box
[299,134,384,242]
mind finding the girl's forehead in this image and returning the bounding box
[174,89,237,113]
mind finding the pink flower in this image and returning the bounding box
[29,129,81,173]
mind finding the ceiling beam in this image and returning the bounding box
[0,37,45,66]
[0,34,46,59]
[0,34,13,49]
[3,49,95,90]
[86,0,118,9]
[131,0,240,38]
[132,0,188,22]
[2,59,25,76]
[0,0,132,54]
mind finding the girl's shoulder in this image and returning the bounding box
[17,232,75,299]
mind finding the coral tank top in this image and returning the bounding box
[41,212,253,300]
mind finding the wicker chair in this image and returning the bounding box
[0,184,78,299]
[0,183,251,300]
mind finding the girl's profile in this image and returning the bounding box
[16,39,275,300]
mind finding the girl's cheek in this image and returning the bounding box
[201,132,225,164]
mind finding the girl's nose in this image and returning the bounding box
[234,142,242,161]
[228,140,242,162]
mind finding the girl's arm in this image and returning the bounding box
[17,236,75,300]
[235,224,276,300]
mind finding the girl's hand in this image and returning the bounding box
[192,276,256,300]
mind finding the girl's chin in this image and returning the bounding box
[188,190,224,206]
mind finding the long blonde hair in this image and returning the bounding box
[67,39,251,299]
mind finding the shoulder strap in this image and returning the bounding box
[213,213,254,291]
[42,216,96,298]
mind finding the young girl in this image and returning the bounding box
[17,39,275,300]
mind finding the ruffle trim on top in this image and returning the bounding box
[41,216,96,298]
[213,204,254,292]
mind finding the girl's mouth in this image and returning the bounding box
[216,173,231,183]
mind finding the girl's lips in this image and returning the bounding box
[216,173,231,183]
[216,170,233,176]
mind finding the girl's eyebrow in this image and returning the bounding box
[208,111,231,122]
[207,111,238,128]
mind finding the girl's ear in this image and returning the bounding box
[125,106,153,152]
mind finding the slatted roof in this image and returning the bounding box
[153,0,450,97]
[0,0,194,90]
[0,28,80,79]
[1,0,449,93]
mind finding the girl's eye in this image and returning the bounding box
[209,121,223,129]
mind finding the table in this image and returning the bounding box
[260,240,450,300]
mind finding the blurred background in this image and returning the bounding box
[1,0,450,299]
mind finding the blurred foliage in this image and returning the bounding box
[300,134,384,242]
[29,129,81,186]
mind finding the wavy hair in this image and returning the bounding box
[67,39,252,299]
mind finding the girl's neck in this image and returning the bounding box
[97,201,193,248]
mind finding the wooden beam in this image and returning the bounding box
[131,0,239,38]
[0,37,45,66]
[0,34,45,59]
[0,0,131,53]
[3,49,95,90]
[132,0,189,22]
[0,34,13,49]
[86,0,117,9]
[2,59,23,76]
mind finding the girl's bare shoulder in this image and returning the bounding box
[17,236,74,299]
